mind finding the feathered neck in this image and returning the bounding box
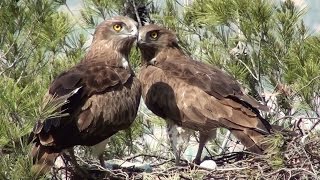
[84,39,134,68]
[140,44,185,65]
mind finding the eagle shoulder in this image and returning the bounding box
[31,60,135,146]
[153,58,268,112]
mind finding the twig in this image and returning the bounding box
[263,167,318,179]
[301,144,317,174]
[179,174,192,180]
[290,75,320,99]
[216,166,249,171]
[74,154,129,179]
[236,58,258,81]
[309,119,320,131]
[131,0,142,27]
[125,153,173,162]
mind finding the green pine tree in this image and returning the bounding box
[1,0,319,179]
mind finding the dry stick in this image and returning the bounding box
[263,168,318,179]
[151,159,174,167]
[124,153,190,166]
[179,174,192,180]
[296,118,305,136]
[131,0,142,27]
[274,115,296,122]
[216,166,249,171]
[309,119,320,131]
[125,153,174,162]
[301,144,317,174]
[74,154,129,179]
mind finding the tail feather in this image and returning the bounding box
[230,124,298,155]
[31,143,60,175]
[230,129,265,154]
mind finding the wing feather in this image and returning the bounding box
[139,64,271,134]
[30,60,134,147]
[155,58,269,112]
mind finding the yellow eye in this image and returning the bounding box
[150,31,158,39]
[113,24,122,32]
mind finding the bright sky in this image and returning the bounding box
[281,0,320,32]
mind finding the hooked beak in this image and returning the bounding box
[125,26,138,40]
[137,33,145,45]
[130,26,138,37]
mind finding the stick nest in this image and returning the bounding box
[50,131,320,180]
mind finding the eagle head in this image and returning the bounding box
[90,16,138,55]
[137,24,180,64]
[87,16,138,63]
[94,16,138,42]
[137,24,178,49]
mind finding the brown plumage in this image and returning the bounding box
[29,16,141,174]
[137,24,272,164]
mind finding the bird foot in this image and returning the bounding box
[99,155,106,169]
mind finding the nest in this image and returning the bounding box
[50,131,320,180]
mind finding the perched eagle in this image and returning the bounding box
[28,16,141,174]
[137,24,272,164]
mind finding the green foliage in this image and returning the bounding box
[1,0,320,178]
[285,35,320,107]
[181,0,320,118]
[0,0,86,178]
[0,76,71,179]
[263,133,286,169]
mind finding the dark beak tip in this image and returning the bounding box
[137,39,143,45]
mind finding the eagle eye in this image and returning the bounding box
[113,24,123,32]
[150,31,158,39]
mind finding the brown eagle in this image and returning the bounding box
[137,24,272,164]
[28,16,141,174]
